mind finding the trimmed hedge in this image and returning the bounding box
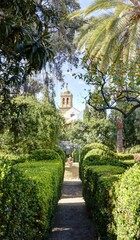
[0,162,40,240]
[117,153,134,161]
[79,143,118,179]
[113,164,140,239]
[0,154,64,239]
[84,148,123,166]
[52,145,66,162]
[80,142,114,164]
[80,148,126,181]
[29,149,61,161]
[83,165,125,239]
[125,145,140,154]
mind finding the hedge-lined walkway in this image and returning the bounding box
[49,163,96,240]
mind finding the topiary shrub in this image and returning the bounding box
[79,142,117,179]
[80,148,125,180]
[125,145,140,154]
[84,148,119,165]
[52,145,66,162]
[80,142,112,163]
[117,153,134,161]
[29,149,61,161]
[113,164,140,240]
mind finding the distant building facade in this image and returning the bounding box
[59,84,83,124]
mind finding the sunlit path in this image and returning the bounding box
[49,163,96,240]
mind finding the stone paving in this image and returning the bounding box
[49,163,97,240]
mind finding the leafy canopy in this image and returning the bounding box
[70,0,140,117]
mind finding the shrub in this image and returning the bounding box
[83,165,125,239]
[80,148,125,180]
[0,152,28,164]
[79,143,118,179]
[125,145,140,154]
[113,164,140,239]
[0,157,64,240]
[0,161,40,239]
[53,145,66,161]
[80,142,112,163]
[117,153,134,160]
[29,149,61,161]
[84,148,119,165]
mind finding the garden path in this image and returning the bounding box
[49,163,97,240]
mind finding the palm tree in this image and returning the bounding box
[70,0,140,152]
[70,0,140,68]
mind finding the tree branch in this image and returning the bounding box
[130,0,140,9]
[88,99,140,118]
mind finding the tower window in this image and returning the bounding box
[63,98,65,104]
[67,98,69,104]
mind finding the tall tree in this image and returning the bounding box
[70,0,140,68]
[70,0,140,152]
[0,0,82,130]
[0,96,65,153]
[70,0,140,116]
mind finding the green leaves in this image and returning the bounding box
[78,54,140,117]
[113,164,140,239]
[0,96,64,153]
[0,156,64,239]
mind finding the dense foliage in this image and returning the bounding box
[80,142,137,239]
[70,0,140,117]
[64,106,117,150]
[0,96,64,153]
[52,144,66,162]
[0,0,82,132]
[125,145,140,154]
[113,164,140,239]
[0,152,64,240]
[76,54,140,117]
[83,165,125,239]
[79,142,117,179]
[29,149,61,161]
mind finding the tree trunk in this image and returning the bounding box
[116,114,123,152]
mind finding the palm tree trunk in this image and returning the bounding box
[116,113,123,152]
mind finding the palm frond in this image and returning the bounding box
[71,0,140,69]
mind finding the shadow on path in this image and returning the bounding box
[49,165,96,240]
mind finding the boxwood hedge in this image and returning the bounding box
[83,165,125,239]
[113,164,140,239]
[79,143,118,179]
[116,153,134,161]
[29,149,61,161]
[0,153,64,240]
[80,148,126,181]
[52,145,66,162]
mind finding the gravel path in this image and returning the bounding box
[49,164,97,240]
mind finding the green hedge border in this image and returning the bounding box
[0,151,64,240]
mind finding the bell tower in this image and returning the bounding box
[60,83,73,114]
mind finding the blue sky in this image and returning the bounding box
[54,0,93,111]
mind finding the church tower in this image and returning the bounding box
[59,83,73,114]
